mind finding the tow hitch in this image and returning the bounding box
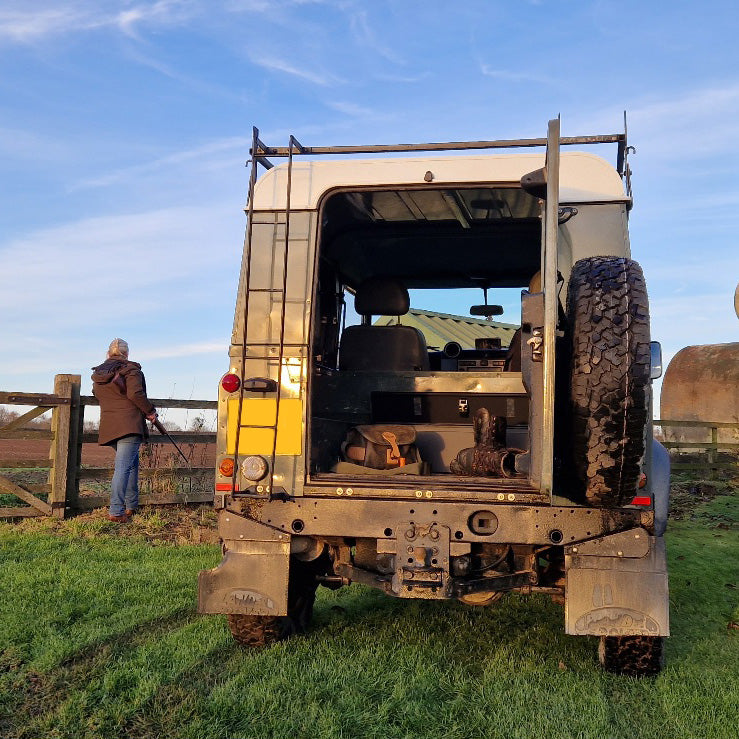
[392,522,450,599]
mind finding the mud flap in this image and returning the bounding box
[198,511,290,616]
[565,528,669,637]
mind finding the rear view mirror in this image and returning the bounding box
[470,304,503,317]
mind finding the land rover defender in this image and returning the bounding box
[198,119,670,676]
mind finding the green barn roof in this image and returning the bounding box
[375,308,519,351]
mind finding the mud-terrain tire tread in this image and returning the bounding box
[568,257,650,506]
[226,552,330,647]
[599,635,663,677]
[227,614,286,647]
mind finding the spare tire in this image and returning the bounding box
[568,257,651,507]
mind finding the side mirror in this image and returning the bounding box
[649,342,663,380]
[470,304,503,317]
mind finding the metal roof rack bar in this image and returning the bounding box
[252,134,276,169]
[251,133,625,158]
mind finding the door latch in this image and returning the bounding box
[527,329,544,362]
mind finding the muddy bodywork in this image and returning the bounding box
[199,493,669,635]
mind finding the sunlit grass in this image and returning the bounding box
[1,486,737,739]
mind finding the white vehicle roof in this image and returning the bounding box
[250,151,628,211]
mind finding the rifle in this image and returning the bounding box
[149,417,191,468]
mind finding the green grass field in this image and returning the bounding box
[1,481,737,739]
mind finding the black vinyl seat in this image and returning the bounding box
[504,328,522,371]
[339,277,430,372]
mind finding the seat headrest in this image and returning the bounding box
[354,277,410,316]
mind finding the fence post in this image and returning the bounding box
[708,425,718,480]
[75,401,85,511]
[49,374,81,518]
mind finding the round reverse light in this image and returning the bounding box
[219,458,235,477]
[242,455,268,482]
[221,373,241,393]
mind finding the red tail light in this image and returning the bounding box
[221,373,240,393]
[631,496,652,506]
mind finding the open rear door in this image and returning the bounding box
[540,117,560,496]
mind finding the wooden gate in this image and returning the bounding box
[0,374,81,518]
[1,375,216,519]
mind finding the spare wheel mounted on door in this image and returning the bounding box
[568,256,651,507]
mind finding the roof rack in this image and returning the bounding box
[250,125,631,179]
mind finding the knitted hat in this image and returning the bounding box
[107,338,129,359]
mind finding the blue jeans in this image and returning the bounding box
[110,435,141,516]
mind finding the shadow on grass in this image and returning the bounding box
[311,584,592,667]
[1,607,197,739]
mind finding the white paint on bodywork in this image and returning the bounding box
[251,151,628,211]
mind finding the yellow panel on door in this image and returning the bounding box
[226,398,303,456]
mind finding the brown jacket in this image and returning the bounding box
[91,359,156,446]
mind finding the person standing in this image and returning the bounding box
[92,338,157,523]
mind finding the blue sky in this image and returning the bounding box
[1,0,737,415]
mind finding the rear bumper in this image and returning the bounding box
[216,495,649,546]
[198,497,664,624]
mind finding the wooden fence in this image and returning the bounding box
[2,378,737,519]
[655,419,739,477]
[0,374,216,519]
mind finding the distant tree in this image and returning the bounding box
[189,415,206,432]
[0,405,51,429]
[0,406,18,427]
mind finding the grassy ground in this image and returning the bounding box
[1,481,737,739]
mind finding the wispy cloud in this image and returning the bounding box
[631,86,739,158]
[374,71,429,84]
[479,65,554,85]
[0,7,98,42]
[0,203,234,325]
[116,0,194,39]
[326,101,391,120]
[122,45,246,102]
[249,53,343,86]
[71,136,250,190]
[0,198,242,391]
[0,1,195,44]
[124,45,210,88]
[570,82,739,160]
[223,0,329,12]
[349,8,405,65]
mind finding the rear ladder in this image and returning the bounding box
[230,129,305,496]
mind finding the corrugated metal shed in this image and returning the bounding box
[376,308,519,350]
